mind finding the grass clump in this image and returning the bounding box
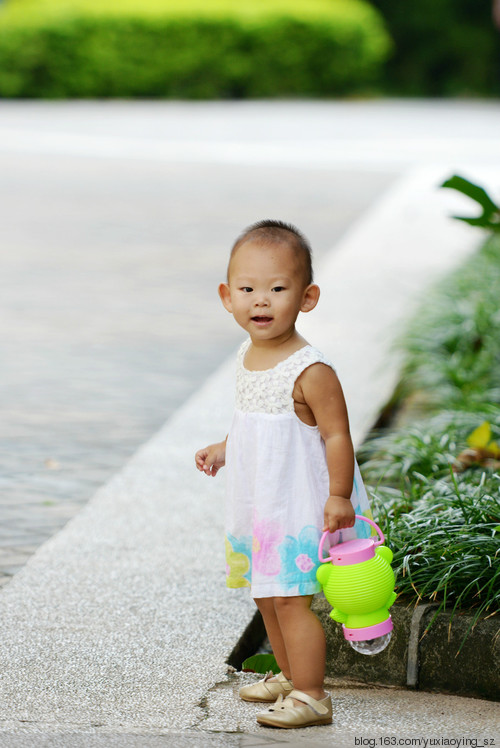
[360,234,500,630]
[397,236,500,413]
[374,472,500,625]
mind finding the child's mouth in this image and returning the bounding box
[251,316,273,326]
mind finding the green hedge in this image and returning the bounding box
[370,0,500,96]
[359,235,500,619]
[0,1,391,98]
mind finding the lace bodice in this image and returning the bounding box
[235,339,333,415]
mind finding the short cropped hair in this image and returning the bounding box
[229,219,313,286]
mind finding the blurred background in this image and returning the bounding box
[0,0,499,584]
[0,0,498,98]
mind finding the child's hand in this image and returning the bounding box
[195,441,226,477]
[323,495,355,533]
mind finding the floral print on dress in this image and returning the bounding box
[278,525,322,595]
[252,516,284,576]
[225,535,252,588]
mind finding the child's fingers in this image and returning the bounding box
[324,515,355,532]
[323,517,338,533]
[195,444,225,477]
[195,449,210,471]
[195,449,218,476]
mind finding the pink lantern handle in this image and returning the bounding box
[318,515,385,564]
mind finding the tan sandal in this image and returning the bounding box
[239,671,293,702]
[256,689,332,728]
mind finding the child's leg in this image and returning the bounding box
[274,595,327,700]
[254,597,291,680]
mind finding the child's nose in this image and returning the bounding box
[254,295,270,306]
[253,292,270,306]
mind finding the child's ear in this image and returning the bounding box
[218,282,233,312]
[301,283,320,313]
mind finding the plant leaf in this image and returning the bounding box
[441,175,500,231]
[487,441,500,457]
[467,421,491,449]
[241,653,279,674]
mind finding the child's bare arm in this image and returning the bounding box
[296,364,356,533]
[195,438,227,477]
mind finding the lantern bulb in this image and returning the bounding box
[349,632,392,656]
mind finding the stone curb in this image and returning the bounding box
[313,598,500,702]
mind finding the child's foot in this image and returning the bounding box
[239,671,293,702]
[256,689,332,728]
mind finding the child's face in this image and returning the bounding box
[219,240,319,344]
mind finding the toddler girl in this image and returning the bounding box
[195,220,372,729]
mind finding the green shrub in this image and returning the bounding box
[360,235,500,624]
[397,236,500,412]
[370,0,500,96]
[0,0,391,98]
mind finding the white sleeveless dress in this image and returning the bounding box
[224,339,373,598]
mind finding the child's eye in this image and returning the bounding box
[272,286,285,292]
[240,287,253,293]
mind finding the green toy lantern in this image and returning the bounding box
[317,515,397,655]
